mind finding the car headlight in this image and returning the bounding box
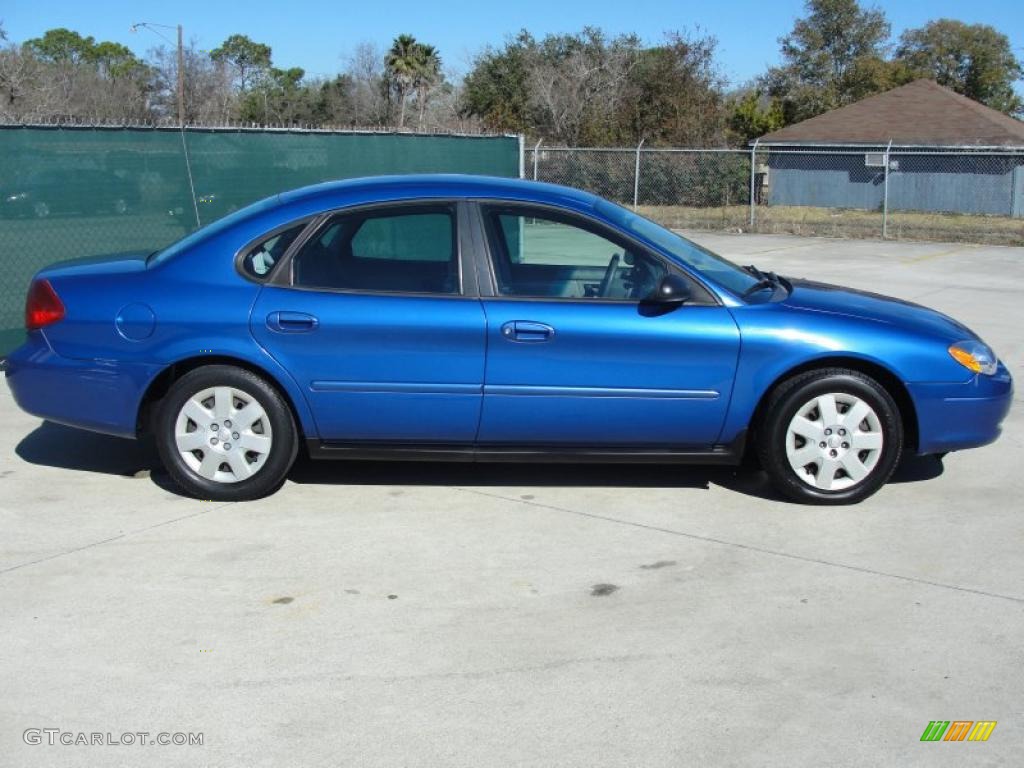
[949,340,998,375]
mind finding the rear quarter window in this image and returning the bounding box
[241,224,306,279]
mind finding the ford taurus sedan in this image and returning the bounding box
[3,175,1013,504]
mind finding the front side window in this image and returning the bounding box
[482,206,669,301]
[241,224,306,279]
[594,198,759,297]
[292,206,458,294]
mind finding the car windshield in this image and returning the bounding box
[147,194,281,266]
[595,199,760,297]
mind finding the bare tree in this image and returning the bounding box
[149,41,234,124]
[345,41,388,126]
[0,43,55,121]
[425,74,481,133]
[23,28,99,113]
[526,29,638,145]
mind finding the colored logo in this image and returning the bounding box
[920,721,996,742]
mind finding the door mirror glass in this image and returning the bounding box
[644,274,691,306]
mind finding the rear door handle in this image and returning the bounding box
[266,311,318,333]
[501,321,555,343]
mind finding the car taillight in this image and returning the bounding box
[25,279,65,330]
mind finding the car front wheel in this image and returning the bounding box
[756,368,903,504]
[156,365,298,501]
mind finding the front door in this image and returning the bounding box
[250,202,486,442]
[474,204,740,447]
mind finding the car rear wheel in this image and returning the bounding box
[156,365,297,501]
[756,368,903,504]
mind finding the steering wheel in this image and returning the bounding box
[598,253,621,298]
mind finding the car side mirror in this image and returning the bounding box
[645,274,691,307]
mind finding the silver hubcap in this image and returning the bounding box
[174,386,273,484]
[785,392,883,491]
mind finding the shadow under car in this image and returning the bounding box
[14,420,943,502]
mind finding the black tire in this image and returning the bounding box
[155,365,298,501]
[756,368,903,505]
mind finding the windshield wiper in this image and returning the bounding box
[743,264,766,280]
[742,278,777,297]
[741,264,782,297]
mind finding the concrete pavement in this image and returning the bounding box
[1,232,1021,767]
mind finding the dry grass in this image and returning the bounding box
[636,205,1024,246]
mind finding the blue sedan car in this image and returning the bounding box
[4,175,1012,504]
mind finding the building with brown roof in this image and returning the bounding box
[753,80,1024,218]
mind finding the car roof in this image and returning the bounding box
[277,174,601,210]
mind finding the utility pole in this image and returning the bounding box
[130,22,185,125]
[176,24,185,126]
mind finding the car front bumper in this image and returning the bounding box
[908,363,1014,455]
[4,332,158,439]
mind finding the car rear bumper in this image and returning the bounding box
[3,332,157,439]
[908,364,1014,455]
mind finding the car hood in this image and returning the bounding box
[780,278,976,341]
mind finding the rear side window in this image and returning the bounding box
[242,224,306,279]
[292,206,459,294]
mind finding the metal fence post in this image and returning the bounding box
[633,138,645,210]
[882,139,892,239]
[749,138,760,230]
[532,138,543,181]
[518,134,525,179]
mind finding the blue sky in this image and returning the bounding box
[3,0,1023,90]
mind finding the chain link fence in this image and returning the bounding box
[0,125,520,354]
[4,133,1021,355]
[527,144,1024,245]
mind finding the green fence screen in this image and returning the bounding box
[0,126,520,354]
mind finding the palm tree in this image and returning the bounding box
[414,44,442,130]
[385,34,419,128]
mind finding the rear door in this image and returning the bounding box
[250,201,486,442]
[472,203,741,447]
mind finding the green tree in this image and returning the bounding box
[896,19,1023,115]
[763,0,892,122]
[211,34,272,91]
[91,41,146,80]
[24,27,96,64]
[728,90,785,142]
[462,32,534,133]
[413,43,442,129]
[311,74,356,125]
[240,65,308,124]
[22,28,100,105]
[385,34,421,127]
[616,32,725,146]
[463,28,728,147]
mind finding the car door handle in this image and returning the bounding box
[501,321,555,343]
[266,311,318,333]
